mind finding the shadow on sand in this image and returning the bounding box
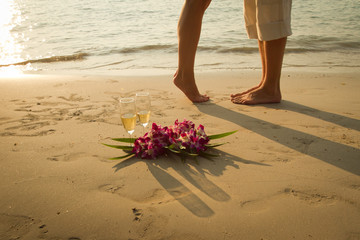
[195,100,359,176]
[111,100,359,217]
[271,100,360,131]
[113,150,270,217]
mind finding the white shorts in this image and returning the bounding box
[244,0,292,41]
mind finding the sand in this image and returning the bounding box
[0,69,359,240]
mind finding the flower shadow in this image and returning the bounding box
[112,149,269,217]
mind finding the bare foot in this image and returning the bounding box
[173,71,209,103]
[230,84,261,98]
[231,87,281,105]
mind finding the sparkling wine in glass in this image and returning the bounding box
[120,98,136,141]
[135,92,151,131]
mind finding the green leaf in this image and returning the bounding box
[208,130,237,140]
[165,146,181,154]
[102,143,133,150]
[181,150,199,157]
[165,147,199,157]
[205,142,227,148]
[109,153,135,160]
[167,144,177,150]
[111,138,135,143]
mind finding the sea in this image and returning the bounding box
[1,0,359,76]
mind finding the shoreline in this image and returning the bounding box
[0,69,359,240]
[2,47,360,77]
[2,64,360,80]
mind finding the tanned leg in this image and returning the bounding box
[231,40,266,98]
[232,37,287,105]
[173,0,211,103]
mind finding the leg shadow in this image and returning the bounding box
[196,103,360,176]
[111,150,269,217]
[147,162,214,218]
[270,100,360,131]
[173,161,231,202]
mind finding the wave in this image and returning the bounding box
[83,59,133,69]
[114,44,262,54]
[199,46,326,54]
[104,44,308,55]
[198,46,260,54]
[288,36,360,51]
[0,53,88,67]
[114,44,177,54]
[335,41,360,49]
[2,37,358,69]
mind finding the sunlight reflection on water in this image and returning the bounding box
[0,0,23,63]
[0,0,359,75]
[0,0,34,75]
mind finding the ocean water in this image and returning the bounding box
[1,0,359,75]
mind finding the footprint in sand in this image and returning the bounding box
[58,93,87,102]
[240,187,339,214]
[283,187,337,205]
[189,113,204,121]
[132,208,143,221]
[3,95,121,137]
[47,152,87,162]
[0,213,36,239]
[98,183,173,204]
[0,213,54,239]
[98,183,125,194]
[1,128,56,137]
[5,121,51,131]
[128,207,169,240]
[349,184,360,191]
[239,198,271,214]
[291,137,315,154]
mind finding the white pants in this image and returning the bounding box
[244,0,292,41]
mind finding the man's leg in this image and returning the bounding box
[231,37,287,105]
[231,40,266,98]
[173,0,211,103]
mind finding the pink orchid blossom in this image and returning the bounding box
[132,119,210,159]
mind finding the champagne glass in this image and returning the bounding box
[120,98,136,143]
[135,92,151,133]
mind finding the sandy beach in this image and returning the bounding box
[0,69,359,240]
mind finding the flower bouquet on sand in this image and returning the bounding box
[103,119,237,161]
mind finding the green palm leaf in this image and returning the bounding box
[165,146,181,154]
[111,138,135,143]
[205,142,227,148]
[109,153,135,160]
[208,130,237,140]
[181,150,199,157]
[102,143,133,150]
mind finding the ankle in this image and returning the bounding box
[259,84,281,96]
[173,69,195,83]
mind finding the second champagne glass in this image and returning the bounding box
[120,97,136,142]
[135,92,151,133]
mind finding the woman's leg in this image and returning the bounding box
[173,0,211,103]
